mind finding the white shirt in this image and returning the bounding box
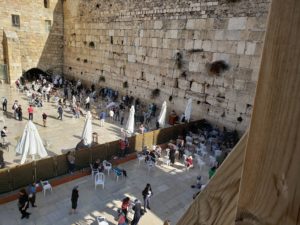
[85,96,90,104]
[109,110,114,117]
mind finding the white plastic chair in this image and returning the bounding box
[90,163,98,178]
[147,160,155,174]
[197,157,206,171]
[102,160,112,175]
[165,148,170,157]
[40,180,52,196]
[209,156,217,167]
[97,216,108,225]
[95,172,105,189]
[215,150,222,158]
[163,157,170,166]
[137,154,146,166]
[113,168,123,181]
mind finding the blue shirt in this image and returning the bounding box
[99,112,106,119]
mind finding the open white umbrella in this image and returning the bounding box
[157,101,167,128]
[81,111,93,146]
[16,121,48,164]
[126,105,135,134]
[185,98,193,122]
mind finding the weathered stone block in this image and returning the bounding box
[245,42,256,55]
[228,17,247,30]
[191,81,204,93]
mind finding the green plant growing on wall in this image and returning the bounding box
[175,52,183,69]
[206,60,229,76]
[151,88,160,99]
[123,81,128,88]
[99,76,105,83]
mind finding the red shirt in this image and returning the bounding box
[28,106,33,114]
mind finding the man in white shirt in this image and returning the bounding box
[109,109,114,121]
[1,126,7,144]
[85,96,90,110]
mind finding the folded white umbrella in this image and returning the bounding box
[185,98,193,122]
[81,111,93,146]
[126,105,135,134]
[16,121,48,164]
[157,101,167,128]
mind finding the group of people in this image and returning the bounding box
[117,183,153,225]
[17,182,37,219]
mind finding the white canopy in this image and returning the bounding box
[106,102,116,109]
[16,121,48,164]
[81,111,93,146]
[157,101,167,128]
[126,105,135,134]
[185,98,193,122]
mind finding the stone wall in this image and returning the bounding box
[0,0,64,83]
[63,0,270,132]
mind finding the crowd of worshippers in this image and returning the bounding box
[139,119,239,171]
[9,73,166,136]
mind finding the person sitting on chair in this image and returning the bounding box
[186,156,193,168]
[93,159,104,172]
[149,150,156,163]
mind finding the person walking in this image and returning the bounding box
[2,97,7,112]
[16,105,22,121]
[27,105,34,120]
[12,100,18,119]
[131,199,143,225]
[1,126,7,145]
[85,96,90,110]
[18,189,30,219]
[57,104,63,120]
[70,186,79,214]
[27,183,37,207]
[120,109,125,125]
[142,183,153,212]
[99,111,106,127]
[121,197,130,222]
[109,109,114,121]
[118,211,127,225]
[42,113,47,127]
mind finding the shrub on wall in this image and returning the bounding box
[123,81,128,88]
[206,60,229,76]
[151,88,160,99]
[99,76,105,83]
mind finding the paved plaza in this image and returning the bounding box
[0,157,208,225]
[0,84,133,167]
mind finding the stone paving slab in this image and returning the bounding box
[0,158,209,225]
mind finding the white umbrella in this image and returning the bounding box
[185,98,193,122]
[16,121,48,164]
[81,111,93,146]
[106,102,116,109]
[126,105,135,134]
[157,101,167,128]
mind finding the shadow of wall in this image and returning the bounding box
[37,1,64,76]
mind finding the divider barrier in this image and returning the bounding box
[0,121,200,194]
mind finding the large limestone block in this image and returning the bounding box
[245,42,256,55]
[191,81,204,93]
[154,20,163,29]
[228,17,247,30]
[178,79,190,90]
